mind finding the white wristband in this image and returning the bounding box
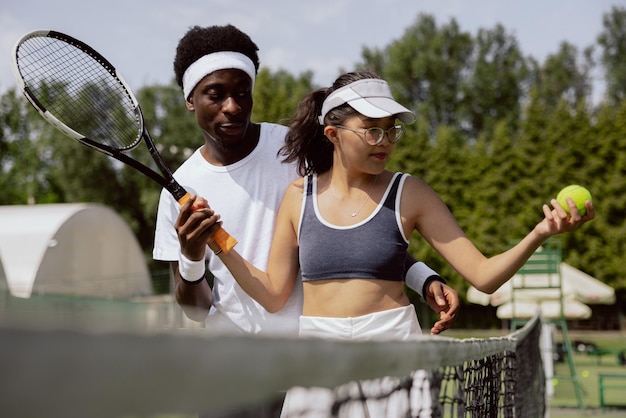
[178,252,206,283]
[406,262,438,297]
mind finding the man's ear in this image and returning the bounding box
[185,96,194,111]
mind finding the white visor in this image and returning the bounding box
[318,79,415,125]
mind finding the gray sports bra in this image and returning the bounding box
[298,172,409,282]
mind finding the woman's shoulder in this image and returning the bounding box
[279,177,307,220]
[283,176,310,204]
[397,172,429,189]
[397,173,447,215]
[287,176,306,191]
[396,173,440,205]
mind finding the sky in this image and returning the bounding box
[1,0,623,96]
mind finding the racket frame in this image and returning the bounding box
[12,29,236,253]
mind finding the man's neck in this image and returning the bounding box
[201,123,260,166]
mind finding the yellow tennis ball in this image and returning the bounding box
[556,185,592,216]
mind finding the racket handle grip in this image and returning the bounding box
[178,193,238,254]
[211,226,238,254]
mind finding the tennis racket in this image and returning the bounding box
[11,30,237,254]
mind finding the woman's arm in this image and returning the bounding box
[401,176,594,294]
[210,180,303,313]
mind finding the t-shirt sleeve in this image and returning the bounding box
[152,188,182,262]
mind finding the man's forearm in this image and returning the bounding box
[172,261,213,322]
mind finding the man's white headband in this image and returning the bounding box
[182,51,256,100]
[318,79,415,125]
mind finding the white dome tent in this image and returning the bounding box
[0,203,152,299]
[467,262,616,319]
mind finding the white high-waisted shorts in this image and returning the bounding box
[299,304,422,341]
[281,305,431,417]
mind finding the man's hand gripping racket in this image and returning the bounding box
[11,30,237,254]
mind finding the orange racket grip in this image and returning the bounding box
[178,192,238,254]
[210,226,238,254]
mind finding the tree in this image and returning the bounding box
[461,24,530,139]
[404,124,475,291]
[0,89,65,205]
[475,121,519,249]
[1,12,624,297]
[368,14,473,137]
[252,68,316,124]
[598,6,626,105]
[584,100,626,289]
[534,42,594,109]
[0,89,35,204]
[135,82,200,237]
[137,82,200,171]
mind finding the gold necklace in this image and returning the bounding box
[332,175,379,217]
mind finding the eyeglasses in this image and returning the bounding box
[335,125,405,145]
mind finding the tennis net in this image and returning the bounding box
[0,294,544,417]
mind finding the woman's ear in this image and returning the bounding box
[185,96,194,111]
[324,125,340,145]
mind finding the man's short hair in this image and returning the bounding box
[173,24,260,89]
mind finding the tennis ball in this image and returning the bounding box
[556,185,592,216]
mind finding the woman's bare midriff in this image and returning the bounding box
[302,278,410,317]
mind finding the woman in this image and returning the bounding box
[204,70,594,341]
[198,70,593,417]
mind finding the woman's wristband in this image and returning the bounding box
[178,252,206,284]
[405,261,446,297]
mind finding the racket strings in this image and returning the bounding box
[16,35,141,150]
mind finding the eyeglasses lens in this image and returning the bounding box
[365,126,404,145]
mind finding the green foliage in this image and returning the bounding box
[536,42,594,109]
[0,90,33,204]
[599,5,626,104]
[370,7,626,295]
[378,14,474,137]
[462,24,530,137]
[2,8,626,297]
[252,68,316,124]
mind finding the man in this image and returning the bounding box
[153,24,458,337]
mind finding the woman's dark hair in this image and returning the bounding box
[280,71,382,176]
[173,24,260,89]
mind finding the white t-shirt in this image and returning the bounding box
[153,123,302,335]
